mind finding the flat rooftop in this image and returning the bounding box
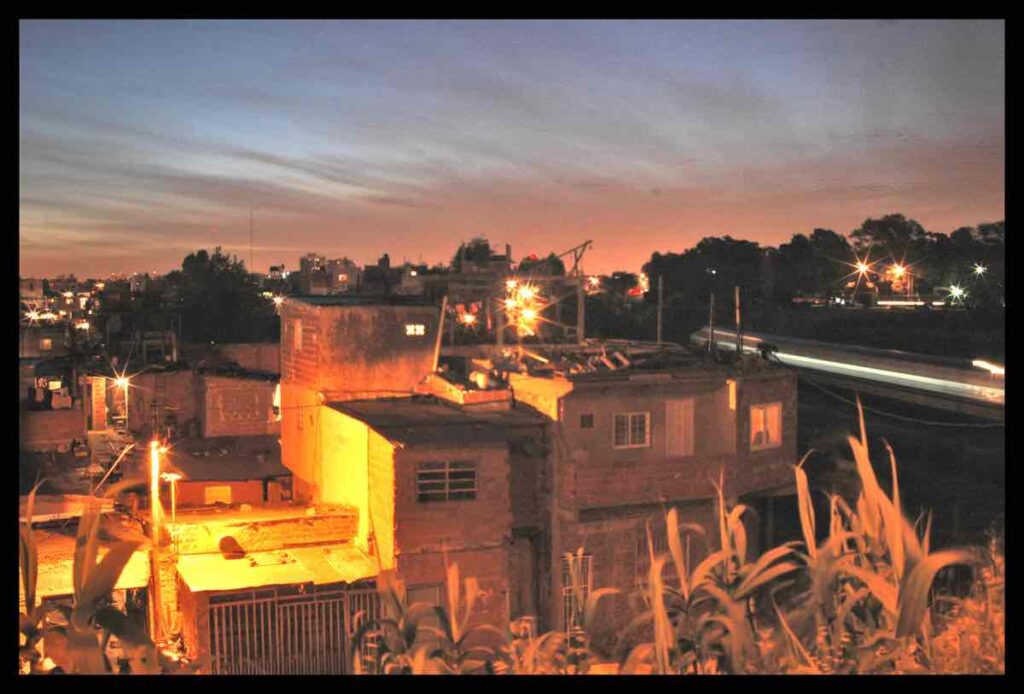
[285,295,437,307]
[330,396,545,446]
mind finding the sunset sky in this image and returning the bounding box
[19,20,1004,278]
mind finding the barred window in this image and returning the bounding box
[416,461,477,502]
[635,529,670,590]
[613,412,650,448]
[561,554,592,632]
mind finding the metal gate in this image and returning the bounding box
[208,581,380,674]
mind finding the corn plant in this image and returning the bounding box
[507,549,619,674]
[20,480,171,674]
[784,397,982,673]
[352,558,511,674]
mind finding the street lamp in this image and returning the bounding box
[160,471,183,524]
[113,372,131,431]
[973,263,988,277]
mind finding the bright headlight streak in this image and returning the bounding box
[705,330,1004,405]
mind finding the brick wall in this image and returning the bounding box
[279,301,440,400]
[128,370,199,434]
[201,375,279,438]
[217,343,280,374]
[393,444,511,554]
[19,406,87,451]
[397,546,511,629]
[168,509,359,555]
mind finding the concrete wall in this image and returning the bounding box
[319,407,371,552]
[279,386,321,503]
[19,406,87,451]
[201,375,279,438]
[279,300,441,400]
[367,430,396,570]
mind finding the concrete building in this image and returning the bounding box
[504,341,798,632]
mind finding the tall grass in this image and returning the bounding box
[354,398,1001,675]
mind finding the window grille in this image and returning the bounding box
[561,554,592,631]
[415,461,477,502]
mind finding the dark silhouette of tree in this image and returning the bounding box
[517,252,565,276]
[452,237,493,271]
[172,247,277,343]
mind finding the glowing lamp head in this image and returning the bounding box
[517,286,536,301]
[460,312,477,326]
[161,471,183,483]
[114,376,130,390]
[949,284,966,300]
[856,262,870,274]
[973,263,988,277]
[25,310,40,322]
[504,298,519,310]
[272,296,284,307]
[891,264,906,278]
[505,279,518,291]
[521,308,537,322]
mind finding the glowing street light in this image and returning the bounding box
[973,263,988,277]
[24,309,40,323]
[272,295,285,309]
[112,368,133,431]
[160,471,184,524]
[947,284,966,304]
[891,264,906,278]
[460,312,477,326]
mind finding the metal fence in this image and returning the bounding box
[207,581,380,675]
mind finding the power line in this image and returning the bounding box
[779,358,1004,429]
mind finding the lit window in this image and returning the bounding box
[416,461,476,502]
[580,413,593,429]
[405,323,426,336]
[749,402,783,451]
[39,338,52,351]
[613,412,650,449]
[271,383,281,422]
[561,554,592,632]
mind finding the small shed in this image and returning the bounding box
[164,437,292,508]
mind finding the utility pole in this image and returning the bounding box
[249,206,254,272]
[708,292,715,353]
[656,275,664,343]
[576,275,585,345]
[734,285,742,355]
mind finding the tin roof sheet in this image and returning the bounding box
[176,543,378,593]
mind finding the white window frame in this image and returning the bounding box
[612,412,651,449]
[749,401,783,451]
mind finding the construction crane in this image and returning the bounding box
[555,240,593,279]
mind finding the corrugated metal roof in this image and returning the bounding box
[20,532,150,605]
[176,544,378,593]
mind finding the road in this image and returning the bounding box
[691,328,1004,419]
